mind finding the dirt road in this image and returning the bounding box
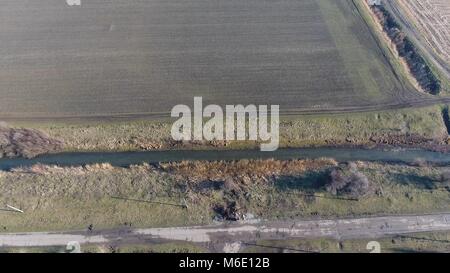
[1,213,450,251]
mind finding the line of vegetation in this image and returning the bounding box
[369,3,441,95]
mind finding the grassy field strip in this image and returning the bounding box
[1,213,450,250]
[6,104,446,152]
[1,161,450,232]
[0,0,422,118]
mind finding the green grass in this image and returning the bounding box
[1,160,450,233]
[3,231,450,253]
[279,105,447,148]
[424,54,450,94]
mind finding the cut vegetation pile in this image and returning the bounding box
[370,2,441,94]
[0,124,63,158]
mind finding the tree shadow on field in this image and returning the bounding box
[273,170,330,192]
[389,173,437,190]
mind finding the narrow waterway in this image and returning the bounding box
[0,147,449,170]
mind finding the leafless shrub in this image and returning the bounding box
[326,163,371,198]
[213,201,242,221]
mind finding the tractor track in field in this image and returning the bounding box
[0,95,449,122]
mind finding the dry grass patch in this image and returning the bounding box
[11,105,449,152]
[159,159,337,183]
